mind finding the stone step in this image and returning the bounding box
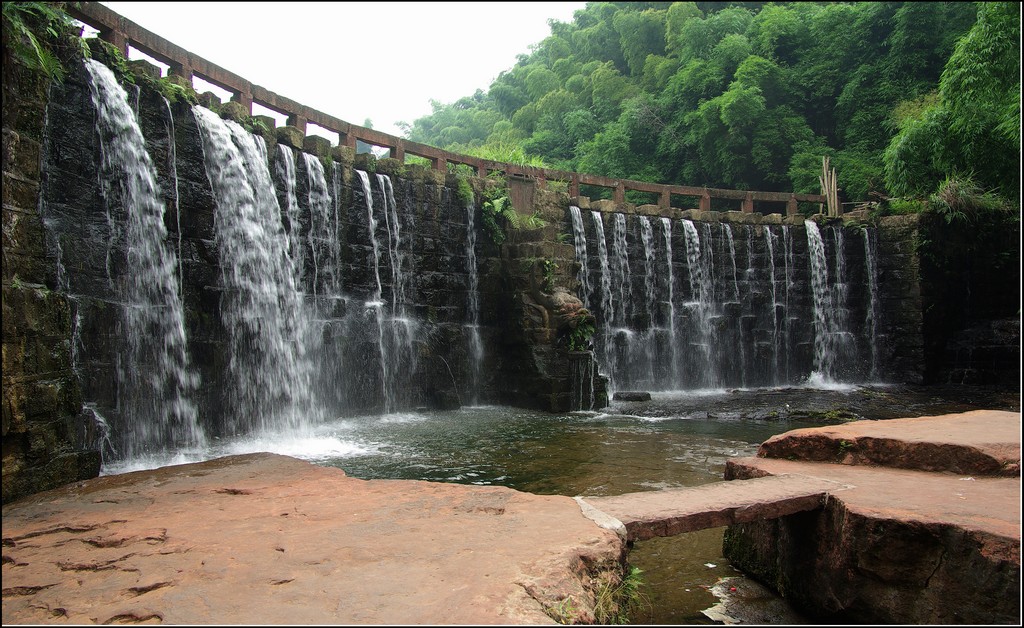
[757,409,1021,476]
[577,474,851,542]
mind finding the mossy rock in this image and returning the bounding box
[198,92,220,111]
[303,135,332,159]
[353,152,377,172]
[331,144,355,164]
[219,100,248,124]
[276,125,304,150]
[253,114,276,131]
[570,196,592,209]
[375,157,403,176]
[127,59,161,81]
[85,39,130,81]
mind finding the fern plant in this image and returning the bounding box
[2,2,85,83]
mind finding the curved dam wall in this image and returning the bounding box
[3,32,1017,502]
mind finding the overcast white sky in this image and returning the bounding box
[99,2,586,138]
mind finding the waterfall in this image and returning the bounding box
[378,174,416,411]
[681,219,716,388]
[302,153,336,297]
[568,206,591,309]
[805,220,851,383]
[723,223,747,387]
[611,213,631,326]
[350,171,416,413]
[831,227,852,363]
[276,145,306,276]
[193,106,319,435]
[355,170,393,412]
[764,226,781,384]
[465,197,483,404]
[591,211,616,393]
[660,217,679,387]
[379,174,406,312]
[639,216,658,385]
[83,59,203,458]
[330,162,346,295]
[863,228,880,380]
[725,224,741,302]
[782,225,795,382]
[161,96,185,299]
[569,351,596,411]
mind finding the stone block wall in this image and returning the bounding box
[2,55,101,504]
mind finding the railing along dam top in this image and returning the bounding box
[68,1,827,215]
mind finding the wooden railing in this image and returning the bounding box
[67,2,827,215]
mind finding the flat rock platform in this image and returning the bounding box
[1,454,623,625]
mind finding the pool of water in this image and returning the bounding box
[101,383,1019,623]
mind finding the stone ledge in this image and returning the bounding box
[579,474,852,542]
[756,409,1021,476]
[1,452,625,625]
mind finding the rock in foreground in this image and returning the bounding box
[1,453,625,625]
[723,410,1021,624]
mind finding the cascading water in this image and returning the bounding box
[379,174,416,411]
[723,223,747,387]
[611,213,631,327]
[805,220,846,383]
[568,206,597,410]
[681,219,717,388]
[161,96,185,298]
[639,216,658,385]
[863,227,880,380]
[764,226,781,384]
[464,197,484,404]
[193,106,320,435]
[355,170,393,412]
[568,211,879,392]
[83,59,203,458]
[351,171,418,413]
[276,145,306,275]
[782,225,795,382]
[660,217,680,386]
[568,206,591,308]
[303,153,336,297]
[591,210,617,393]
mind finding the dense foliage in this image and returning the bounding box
[403,2,1019,204]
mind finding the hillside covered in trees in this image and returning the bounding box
[402,1,1020,206]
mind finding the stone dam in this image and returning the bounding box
[2,0,1019,502]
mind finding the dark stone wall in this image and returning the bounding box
[722,499,1019,624]
[917,210,1021,386]
[2,54,101,503]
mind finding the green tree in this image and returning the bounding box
[612,8,667,76]
[884,2,1020,199]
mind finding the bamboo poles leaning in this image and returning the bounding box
[820,155,840,217]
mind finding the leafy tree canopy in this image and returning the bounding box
[405,2,1015,206]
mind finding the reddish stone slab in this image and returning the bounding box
[2,453,624,625]
[757,409,1021,476]
[580,474,852,541]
